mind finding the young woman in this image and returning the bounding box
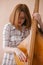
[2,4,43,65]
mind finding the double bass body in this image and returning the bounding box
[33,30,43,65]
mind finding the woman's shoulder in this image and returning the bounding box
[3,23,11,30]
[3,23,15,31]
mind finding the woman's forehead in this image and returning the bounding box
[19,11,25,17]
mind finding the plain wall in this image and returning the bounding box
[0,0,43,65]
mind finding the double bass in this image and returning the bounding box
[14,0,43,65]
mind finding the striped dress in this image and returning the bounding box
[2,23,30,65]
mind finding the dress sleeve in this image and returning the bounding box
[3,24,11,48]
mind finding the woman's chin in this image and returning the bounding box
[18,24,22,27]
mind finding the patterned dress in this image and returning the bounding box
[2,23,30,65]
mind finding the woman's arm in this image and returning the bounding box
[3,24,17,53]
[3,46,18,53]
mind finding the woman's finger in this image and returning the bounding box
[19,54,24,61]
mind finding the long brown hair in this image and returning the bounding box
[9,4,32,29]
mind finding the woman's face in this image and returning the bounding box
[15,11,25,27]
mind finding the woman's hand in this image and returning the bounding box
[33,13,42,24]
[33,13,43,31]
[14,48,27,62]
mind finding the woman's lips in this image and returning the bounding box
[18,22,21,24]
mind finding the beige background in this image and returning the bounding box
[0,0,43,65]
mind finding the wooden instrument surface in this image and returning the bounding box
[33,30,43,65]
